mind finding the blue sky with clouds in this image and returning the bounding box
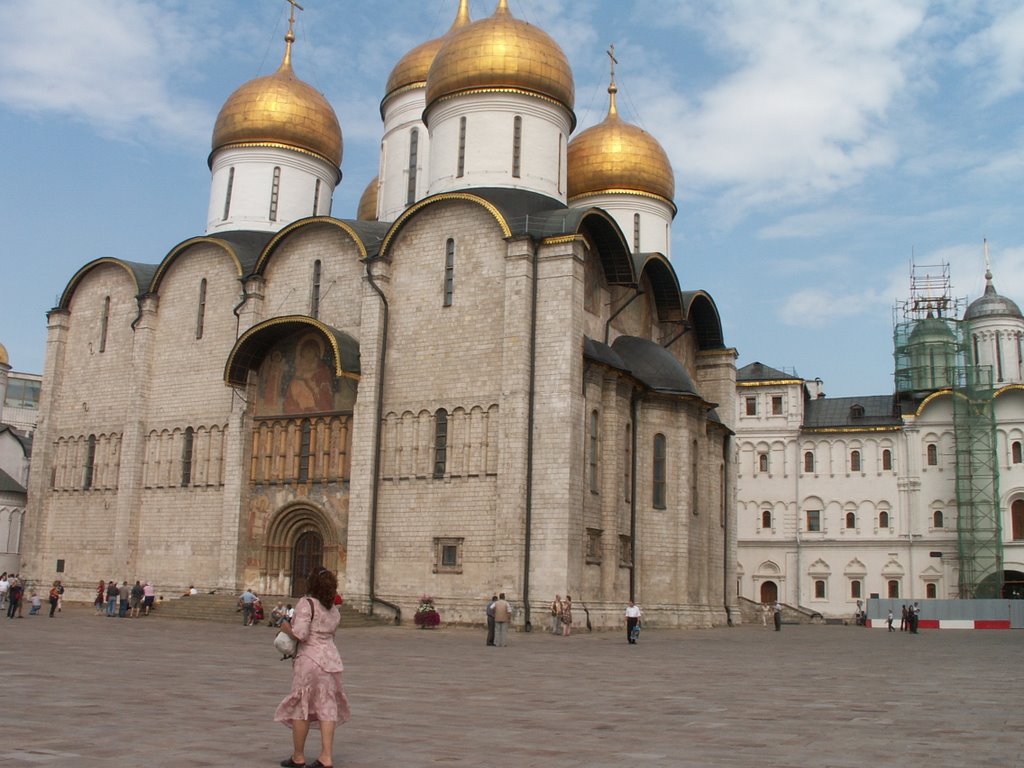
[1,0,1022,397]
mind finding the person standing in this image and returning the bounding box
[910,601,920,634]
[550,594,563,635]
[48,582,60,618]
[761,602,769,628]
[561,595,573,636]
[0,572,9,613]
[6,578,23,618]
[94,580,105,615]
[492,593,512,647]
[773,600,782,631]
[105,580,118,617]
[275,567,350,768]
[118,581,130,618]
[900,604,908,632]
[130,581,144,618]
[485,595,497,646]
[239,587,256,626]
[142,581,156,615]
[625,600,642,644]
[887,609,895,632]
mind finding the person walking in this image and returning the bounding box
[485,595,497,646]
[625,600,642,644]
[773,600,782,631]
[550,594,563,635]
[275,567,350,768]
[48,582,60,618]
[492,593,512,647]
[887,609,895,632]
[561,595,573,636]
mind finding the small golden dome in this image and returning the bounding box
[0,341,8,367]
[357,177,379,221]
[211,29,342,168]
[568,82,674,205]
[426,0,574,117]
[384,0,471,105]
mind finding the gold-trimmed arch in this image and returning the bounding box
[379,193,512,260]
[224,315,360,388]
[149,236,244,294]
[255,216,370,275]
[58,257,146,309]
[995,383,1024,398]
[914,388,952,417]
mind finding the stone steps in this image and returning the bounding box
[152,593,390,628]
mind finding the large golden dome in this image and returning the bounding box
[211,30,342,168]
[0,341,8,367]
[383,0,471,106]
[568,83,674,205]
[426,0,574,118]
[357,177,379,221]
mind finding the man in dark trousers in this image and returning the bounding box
[773,601,782,631]
[485,594,497,646]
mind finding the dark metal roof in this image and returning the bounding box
[0,467,25,495]
[209,230,276,277]
[583,336,629,372]
[0,424,32,457]
[803,395,902,429]
[965,274,1023,321]
[681,290,725,350]
[611,335,698,396]
[737,362,796,383]
[637,254,684,323]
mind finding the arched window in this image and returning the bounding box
[933,510,944,529]
[589,410,599,493]
[195,279,207,339]
[633,213,640,253]
[814,580,826,599]
[758,453,769,473]
[879,510,890,529]
[882,449,892,471]
[181,427,194,487]
[850,580,862,599]
[926,583,937,599]
[652,433,666,509]
[223,166,234,220]
[512,116,522,178]
[84,434,97,489]
[407,128,419,205]
[850,450,861,472]
[443,239,455,307]
[845,512,856,529]
[310,260,322,319]
[926,443,938,466]
[887,580,900,598]
[804,451,814,473]
[457,117,467,178]
[312,178,322,215]
[761,510,772,529]
[433,409,448,479]
[99,296,110,353]
[269,166,281,221]
[1012,499,1024,540]
[1013,441,1022,464]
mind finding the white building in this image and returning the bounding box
[0,342,34,574]
[736,263,1024,617]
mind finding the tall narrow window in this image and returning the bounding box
[557,133,565,194]
[652,433,666,509]
[589,410,599,493]
[933,510,944,529]
[690,439,699,515]
[195,279,207,339]
[99,296,110,353]
[181,427,194,487]
[851,580,862,599]
[772,395,783,415]
[298,419,312,482]
[269,166,281,221]
[745,397,757,416]
[1013,441,1023,464]
[850,450,861,472]
[406,128,419,205]
[633,213,640,253]
[624,423,632,502]
[433,409,448,478]
[758,453,769,473]
[887,580,900,598]
[804,451,815,473]
[223,167,234,220]
[761,510,772,529]
[926,583,937,599]
[882,449,892,470]
[313,178,322,215]
[84,434,96,489]
[443,239,455,307]
[879,510,890,528]
[310,260,322,319]
[457,117,467,178]
[972,334,980,365]
[814,580,826,599]
[1012,499,1024,540]
[512,116,522,178]
[845,511,856,529]
[926,443,938,466]
[996,333,1004,382]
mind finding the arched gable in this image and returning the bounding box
[255,216,387,274]
[224,315,360,388]
[914,389,952,417]
[149,236,244,294]
[681,290,725,350]
[380,193,512,261]
[636,253,683,323]
[58,258,156,309]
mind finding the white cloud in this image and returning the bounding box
[777,285,886,327]
[0,0,213,145]
[955,3,1024,102]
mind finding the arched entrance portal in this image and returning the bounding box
[291,530,324,598]
[760,581,778,603]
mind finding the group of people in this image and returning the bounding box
[0,573,44,618]
[887,602,922,633]
[759,601,784,630]
[548,594,574,636]
[95,579,156,618]
[238,588,307,628]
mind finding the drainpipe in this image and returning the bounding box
[522,244,539,632]
[629,389,640,599]
[364,259,395,622]
[723,433,731,622]
[604,289,644,344]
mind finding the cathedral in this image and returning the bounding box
[22,1,738,628]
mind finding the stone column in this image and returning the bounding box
[598,375,625,600]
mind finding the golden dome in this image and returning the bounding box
[0,341,8,367]
[211,29,342,168]
[357,177,379,221]
[568,83,675,205]
[426,0,575,118]
[383,0,471,105]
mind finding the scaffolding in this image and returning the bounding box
[893,262,1003,598]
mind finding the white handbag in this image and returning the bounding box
[274,630,298,659]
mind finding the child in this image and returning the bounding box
[29,591,42,615]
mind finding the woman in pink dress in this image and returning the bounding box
[275,568,350,768]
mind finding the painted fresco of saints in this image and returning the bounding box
[283,336,336,413]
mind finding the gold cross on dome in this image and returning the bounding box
[285,0,304,33]
[607,43,618,82]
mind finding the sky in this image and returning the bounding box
[1,0,1023,397]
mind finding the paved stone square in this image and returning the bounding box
[0,605,1020,767]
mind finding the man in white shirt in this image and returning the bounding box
[625,600,642,644]
[0,574,9,612]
